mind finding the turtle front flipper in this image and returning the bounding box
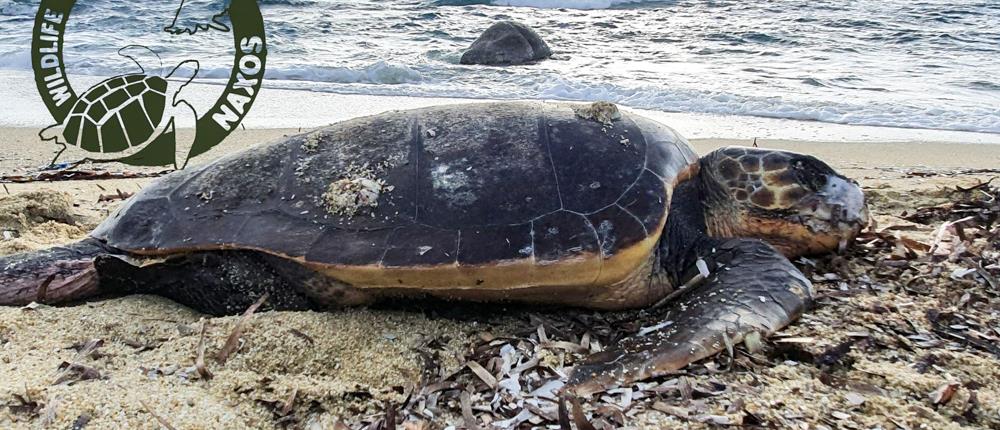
[165,59,200,169]
[564,238,811,397]
[170,99,198,169]
[0,238,114,306]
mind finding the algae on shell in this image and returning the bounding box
[321,162,395,217]
[322,177,386,217]
[573,101,622,125]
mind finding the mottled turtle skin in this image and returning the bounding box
[94,102,697,309]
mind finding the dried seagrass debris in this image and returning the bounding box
[217,294,269,365]
[138,399,177,430]
[1,168,170,183]
[195,319,213,380]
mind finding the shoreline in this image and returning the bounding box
[4,128,999,179]
[2,69,1000,146]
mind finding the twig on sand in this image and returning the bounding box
[138,399,177,430]
[52,339,105,385]
[97,189,134,202]
[570,397,598,430]
[287,328,315,345]
[216,294,269,365]
[459,391,481,430]
[195,319,213,380]
[384,400,397,429]
[280,388,298,417]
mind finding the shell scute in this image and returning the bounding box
[85,102,108,123]
[125,82,146,97]
[546,112,646,213]
[83,84,108,102]
[617,169,669,234]
[305,228,394,267]
[457,224,533,265]
[62,115,82,145]
[99,116,129,152]
[121,101,154,146]
[587,205,648,258]
[146,76,168,94]
[237,213,320,257]
[381,225,460,267]
[141,90,166,128]
[415,104,559,228]
[98,197,176,249]
[72,100,88,115]
[80,118,100,152]
[101,87,130,112]
[533,210,600,263]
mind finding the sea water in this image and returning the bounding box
[0,0,998,134]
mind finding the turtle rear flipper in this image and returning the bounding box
[40,125,71,166]
[564,237,811,397]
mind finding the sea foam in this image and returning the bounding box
[214,61,424,85]
[434,0,656,8]
[489,0,654,9]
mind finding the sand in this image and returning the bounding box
[1,123,999,429]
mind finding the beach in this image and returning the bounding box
[2,0,1000,426]
[1,87,999,429]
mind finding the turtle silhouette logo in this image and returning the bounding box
[40,46,201,169]
[31,0,267,169]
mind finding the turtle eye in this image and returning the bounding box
[790,157,834,192]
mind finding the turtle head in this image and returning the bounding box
[118,45,162,74]
[697,146,869,256]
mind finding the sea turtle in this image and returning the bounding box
[1,101,868,396]
[40,45,200,169]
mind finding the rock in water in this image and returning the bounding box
[460,21,552,66]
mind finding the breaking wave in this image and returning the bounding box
[434,0,661,9]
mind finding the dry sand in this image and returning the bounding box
[1,126,999,429]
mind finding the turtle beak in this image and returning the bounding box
[802,175,869,239]
[825,175,868,230]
